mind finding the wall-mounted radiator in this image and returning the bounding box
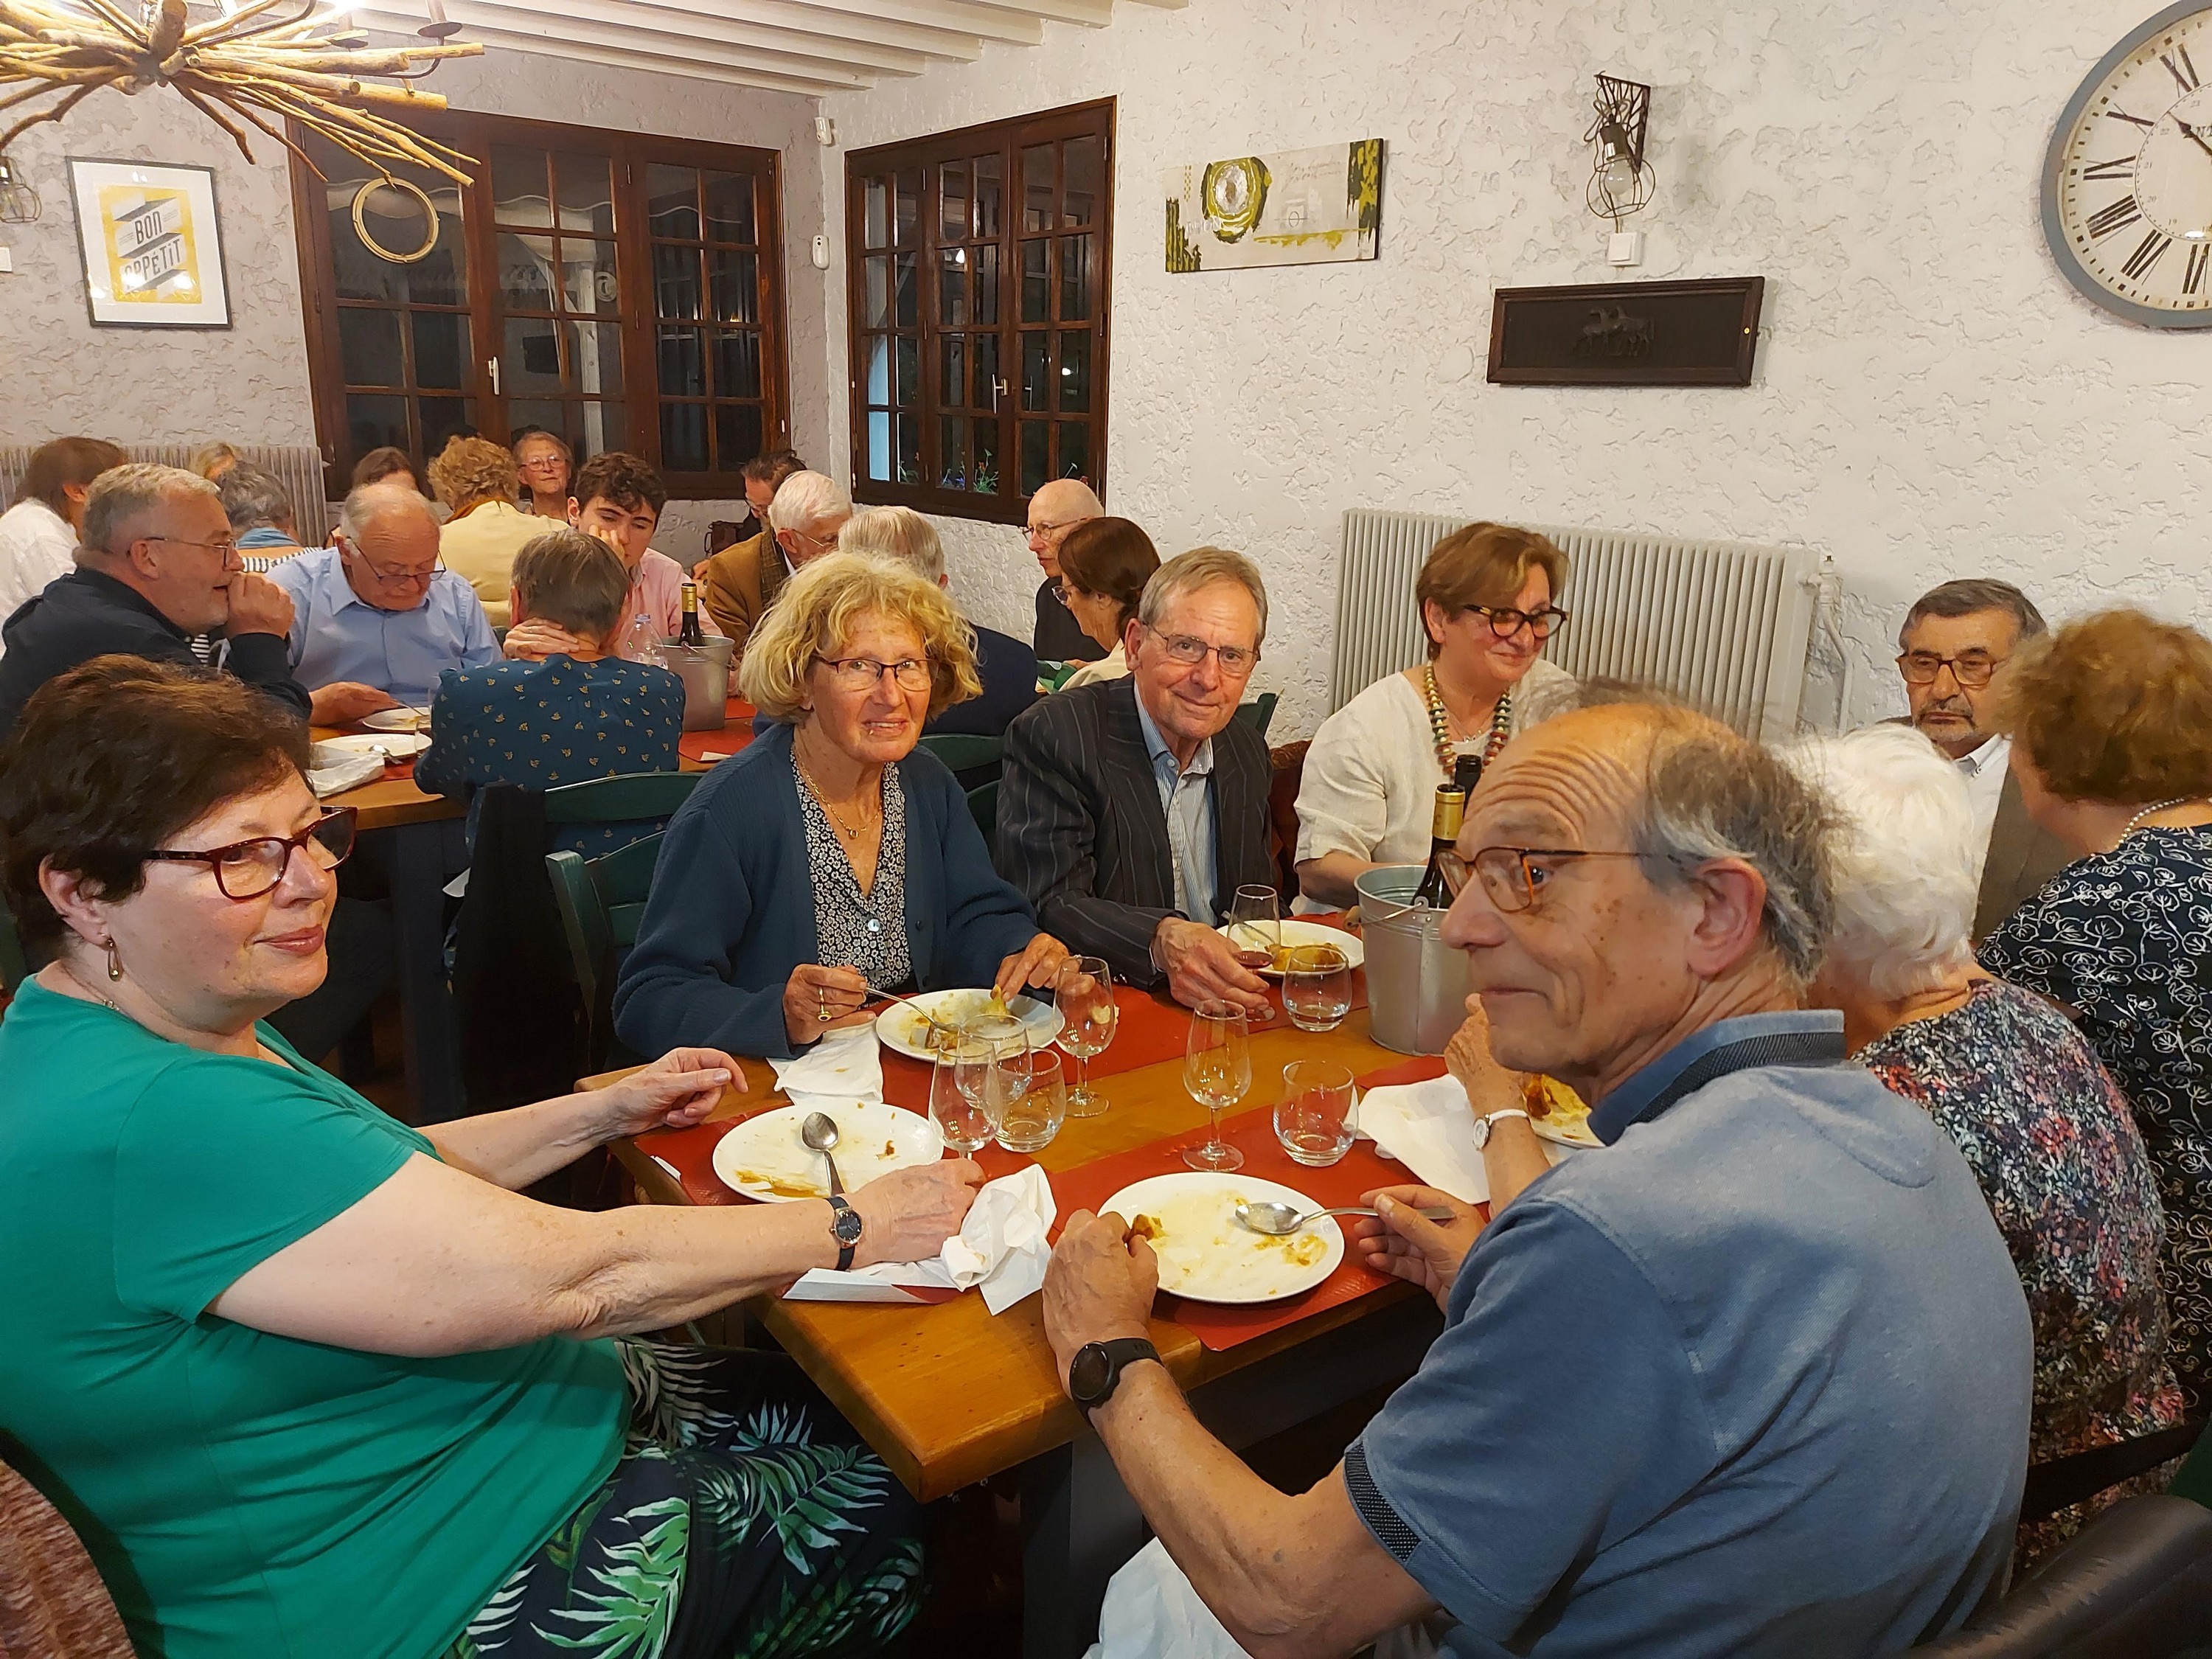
[0,443,335,545]
[1332,510,1822,740]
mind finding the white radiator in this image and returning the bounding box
[0,443,335,544]
[1332,510,1821,740]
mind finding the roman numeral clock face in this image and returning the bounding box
[2047,4,2212,325]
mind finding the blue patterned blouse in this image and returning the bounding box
[414,654,686,855]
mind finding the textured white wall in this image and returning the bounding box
[819,0,2212,742]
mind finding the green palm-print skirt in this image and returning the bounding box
[446,1341,923,1659]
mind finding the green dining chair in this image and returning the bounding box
[967,779,1000,846]
[1234,692,1279,740]
[543,770,703,829]
[546,832,668,1071]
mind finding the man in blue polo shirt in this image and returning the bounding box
[1043,701,2032,1657]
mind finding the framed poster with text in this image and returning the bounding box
[66,157,232,329]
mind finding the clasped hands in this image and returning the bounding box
[781,933,1071,1046]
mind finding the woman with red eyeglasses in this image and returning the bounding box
[0,655,975,1658]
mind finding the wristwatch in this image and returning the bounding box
[1068,1337,1161,1419]
[1470,1107,1530,1151]
[826,1194,865,1270]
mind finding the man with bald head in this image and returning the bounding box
[1042,701,2031,1656]
[269,481,498,723]
[0,462,306,741]
[1026,478,1107,664]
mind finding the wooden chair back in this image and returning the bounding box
[0,1458,133,1659]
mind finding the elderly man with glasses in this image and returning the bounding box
[998,546,1278,1015]
[1890,577,2070,939]
[0,462,306,742]
[1026,478,1107,666]
[1041,698,2033,1657]
[268,481,498,726]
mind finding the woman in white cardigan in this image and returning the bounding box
[1293,522,1575,912]
[1055,517,1161,691]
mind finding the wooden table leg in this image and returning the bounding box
[358,818,469,1123]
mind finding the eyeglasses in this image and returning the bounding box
[1896,650,2004,689]
[149,534,241,560]
[1463,603,1569,641]
[141,807,357,900]
[353,551,444,586]
[518,455,568,472]
[1049,582,1087,607]
[1143,627,1259,677]
[1468,846,1645,912]
[815,654,933,692]
[1025,515,1079,540]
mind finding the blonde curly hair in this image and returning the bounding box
[739,553,980,724]
[1994,608,2212,804]
[427,436,521,512]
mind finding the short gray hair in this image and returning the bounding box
[1136,546,1269,650]
[1899,579,2047,650]
[80,463,217,557]
[840,506,944,582]
[768,470,852,535]
[1628,712,1838,988]
[218,462,296,537]
[1788,725,1978,998]
[339,479,439,543]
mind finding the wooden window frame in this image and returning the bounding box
[289,110,790,503]
[845,98,1114,526]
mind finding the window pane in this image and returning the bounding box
[655,243,702,321]
[712,330,760,400]
[556,151,614,235]
[507,399,567,447]
[895,411,921,484]
[973,242,1000,325]
[894,169,923,248]
[568,320,623,396]
[941,335,966,408]
[1020,239,1048,324]
[420,397,476,459]
[714,403,763,470]
[347,392,409,456]
[1020,330,1046,411]
[1021,144,1054,233]
[1019,420,1048,495]
[646,164,699,239]
[506,316,563,394]
[864,335,891,403]
[560,240,619,315]
[709,248,758,324]
[579,400,627,459]
[975,333,1000,408]
[498,232,554,310]
[939,246,968,327]
[972,417,1000,493]
[703,170,755,243]
[864,178,889,250]
[658,325,705,397]
[894,253,918,328]
[492,146,552,228]
[413,187,469,306]
[939,161,969,243]
[864,256,890,327]
[339,308,403,388]
[1062,133,1105,229]
[411,311,470,391]
[938,415,967,489]
[338,179,465,305]
[1057,327,1090,411]
[866,409,891,481]
[661,403,709,472]
[896,336,919,407]
[1060,234,1093,321]
[1057,420,1090,484]
[974,153,1004,239]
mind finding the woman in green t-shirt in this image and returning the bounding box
[0,655,981,1659]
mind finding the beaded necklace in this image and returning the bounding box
[1423,664,1512,778]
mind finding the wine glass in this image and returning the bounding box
[996,1048,1068,1152]
[1225,883,1281,1024]
[1054,954,1119,1118]
[1182,1000,1251,1172]
[929,1043,992,1154]
[953,1013,1028,1136]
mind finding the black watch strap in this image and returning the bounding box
[826,1194,863,1270]
[1071,1337,1161,1419]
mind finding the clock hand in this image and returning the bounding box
[2177,115,2212,162]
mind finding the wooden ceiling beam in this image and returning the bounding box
[356,12,864,94]
[771,0,1045,49]
[437,0,932,74]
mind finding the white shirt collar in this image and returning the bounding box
[1955,733,2009,776]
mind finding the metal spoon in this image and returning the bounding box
[1235,1199,1455,1236]
[800,1111,846,1198]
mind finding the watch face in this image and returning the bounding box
[2045,1,2212,325]
[1068,1343,1112,1405]
[830,1200,865,1246]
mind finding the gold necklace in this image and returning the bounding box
[793,751,877,842]
[58,960,122,1012]
[1423,664,1512,778]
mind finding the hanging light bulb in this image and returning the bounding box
[0,154,41,225]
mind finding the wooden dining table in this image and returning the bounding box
[591,992,1452,1657]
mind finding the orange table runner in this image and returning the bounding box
[678,695,761,765]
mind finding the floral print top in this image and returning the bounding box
[1980,826,2212,1409]
[794,756,913,993]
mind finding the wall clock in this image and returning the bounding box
[2044,1,2212,327]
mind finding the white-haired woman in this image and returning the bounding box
[1798,723,2187,1563]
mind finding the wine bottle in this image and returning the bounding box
[1411,783,1468,908]
[1452,749,1485,799]
[678,580,704,646]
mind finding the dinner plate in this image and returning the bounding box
[1100,1172,1346,1304]
[360,706,433,733]
[874,989,1064,1061]
[316,731,428,760]
[1212,919,1365,977]
[711,1101,943,1203]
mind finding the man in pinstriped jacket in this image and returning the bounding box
[995,547,1277,1015]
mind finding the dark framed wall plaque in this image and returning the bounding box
[1487,276,1764,386]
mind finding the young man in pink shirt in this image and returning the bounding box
[561,451,723,658]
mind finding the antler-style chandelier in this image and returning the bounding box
[0,0,483,184]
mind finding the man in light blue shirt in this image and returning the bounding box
[268,482,496,723]
[1132,689,1217,931]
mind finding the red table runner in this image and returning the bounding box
[678,696,761,765]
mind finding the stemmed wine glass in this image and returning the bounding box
[1182,1000,1252,1172]
[953,1014,1028,1141]
[1054,954,1119,1119]
[1225,883,1281,1023]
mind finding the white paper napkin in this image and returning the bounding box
[770,1022,884,1105]
[782,1164,1057,1313]
[1356,1075,1490,1204]
[307,752,385,799]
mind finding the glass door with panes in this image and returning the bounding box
[647,160,772,485]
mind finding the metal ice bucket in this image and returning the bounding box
[653,636,736,731]
[1354,865,1473,1056]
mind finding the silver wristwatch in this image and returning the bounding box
[1471,1107,1530,1151]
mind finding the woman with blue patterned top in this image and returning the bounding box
[414,529,684,857]
[1978,610,2212,1410]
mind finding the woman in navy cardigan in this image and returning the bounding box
[614,554,1065,1060]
